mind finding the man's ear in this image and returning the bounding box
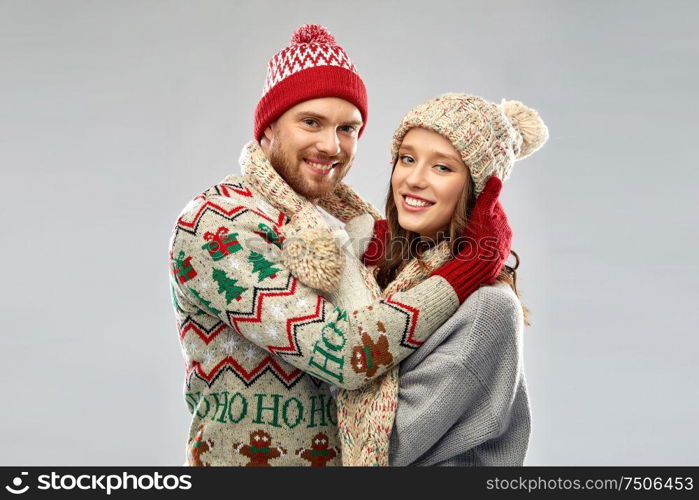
[264,122,276,141]
[260,122,275,150]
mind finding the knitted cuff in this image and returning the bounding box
[430,258,500,303]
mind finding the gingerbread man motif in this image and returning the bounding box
[233,429,287,466]
[188,425,214,466]
[295,432,339,467]
[351,332,394,377]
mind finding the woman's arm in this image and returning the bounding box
[390,284,525,466]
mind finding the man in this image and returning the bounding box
[169,24,510,466]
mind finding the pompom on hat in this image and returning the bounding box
[390,93,549,195]
[254,24,368,141]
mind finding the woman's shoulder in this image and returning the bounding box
[457,282,523,328]
[474,282,523,323]
[401,282,523,372]
[446,282,524,362]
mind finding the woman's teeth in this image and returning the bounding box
[404,195,433,208]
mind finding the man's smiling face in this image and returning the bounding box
[260,97,363,200]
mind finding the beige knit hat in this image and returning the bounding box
[390,93,549,195]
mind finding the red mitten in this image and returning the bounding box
[431,177,512,303]
[362,219,388,266]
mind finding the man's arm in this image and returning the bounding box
[170,191,459,390]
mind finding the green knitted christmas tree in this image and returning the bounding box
[248,251,280,282]
[212,268,248,303]
[188,287,222,316]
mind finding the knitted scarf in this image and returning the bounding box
[240,141,309,221]
[241,140,381,222]
[240,140,453,466]
[318,168,454,466]
[333,242,452,466]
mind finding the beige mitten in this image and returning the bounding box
[279,205,345,294]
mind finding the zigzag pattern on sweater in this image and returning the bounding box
[177,293,320,389]
[222,273,329,358]
[174,193,286,238]
[178,317,229,344]
[213,181,254,199]
[185,355,305,390]
[383,296,423,349]
[176,248,321,361]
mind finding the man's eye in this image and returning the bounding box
[399,155,414,164]
[340,125,356,134]
[303,119,318,127]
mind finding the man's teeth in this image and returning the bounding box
[404,196,433,207]
[306,160,335,171]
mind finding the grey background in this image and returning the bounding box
[2,0,697,465]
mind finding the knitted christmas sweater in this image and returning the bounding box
[168,141,459,466]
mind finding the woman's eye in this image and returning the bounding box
[434,164,452,172]
[400,155,414,164]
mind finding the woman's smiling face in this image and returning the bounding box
[391,127,471,243]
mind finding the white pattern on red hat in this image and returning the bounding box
[262,26,359,94]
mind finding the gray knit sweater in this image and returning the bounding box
[389,281,531,466]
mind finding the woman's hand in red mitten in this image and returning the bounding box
[430,176,512,303]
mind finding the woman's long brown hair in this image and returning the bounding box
[375,163,531,326]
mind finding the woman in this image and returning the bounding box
[305,93,548,466]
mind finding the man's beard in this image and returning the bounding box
[266,142,350,200]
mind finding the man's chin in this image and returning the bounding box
[268,152,348,200]
[292,180,336,200]
[288,169,345,200]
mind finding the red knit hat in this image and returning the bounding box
[253,24,368,141]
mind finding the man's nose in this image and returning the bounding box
[315,128,341,156]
